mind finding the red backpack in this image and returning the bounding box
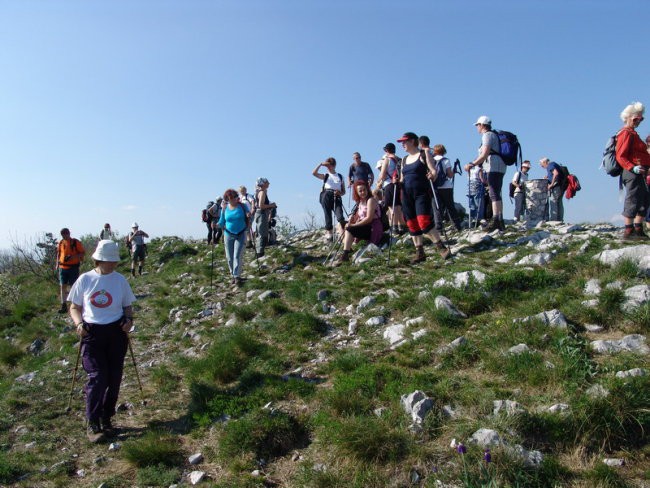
[564,174,581,199]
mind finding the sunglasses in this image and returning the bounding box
[632,117,644,123]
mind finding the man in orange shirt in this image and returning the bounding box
[56,228,85,313]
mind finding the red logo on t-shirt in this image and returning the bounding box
[90,290,113,308]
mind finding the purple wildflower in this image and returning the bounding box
[457,443,467,454]
[484,449,492,463]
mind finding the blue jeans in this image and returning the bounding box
[224,230,247,278]
[468,183,485,223]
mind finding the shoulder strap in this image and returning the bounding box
[239,203,250,228]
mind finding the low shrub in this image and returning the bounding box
[0,340,24,367]
[135,464,181,487]
[219,410,308,462]
[122,431,184,468]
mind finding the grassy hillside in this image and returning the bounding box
[0,223,648,487]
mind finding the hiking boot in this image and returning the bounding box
[622,227,635,240]
[484,218,499,232]
[87,421,105,443]
[398,226,408,235]
[101,417,115,437]
[334,251,350,266]
[497,218,506,232]
[234,277,245,286]
[58,303,67,314]
[634,226,649,240]
[436,241,452,260]
[410,246,426,264]
[131,268,136,277]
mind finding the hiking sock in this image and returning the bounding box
[138,265,143,275]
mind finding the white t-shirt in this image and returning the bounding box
[511,170,529,194]
[323,171,344,192]
[68,270,136,324]
[434,155,454,189]
[481,131,506,174]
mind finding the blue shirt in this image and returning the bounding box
[218,204,248,235]
[546,162,561,183]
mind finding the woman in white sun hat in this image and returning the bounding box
[68,240,136,443]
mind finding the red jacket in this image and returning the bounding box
[616,127,650,171]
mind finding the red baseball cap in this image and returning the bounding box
[397,132,418,143]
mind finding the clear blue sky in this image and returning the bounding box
[1,0,649,250]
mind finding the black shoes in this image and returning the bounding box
[87,421,105,443]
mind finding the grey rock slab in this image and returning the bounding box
[516,252,553,266]
[514,309,567,328]
[584,324,604,333]
[385,289,400,299]
[258,290,279,301]
[401,390,434,424]
[411,329,428,340]
[547,403,570,414]
[496,252,517,263]
[594,245,650,275]
[591,334,649,355]
[189,470,206,485]
[603,458,625,467]
[357,295,376,313]
[584,279,601,296]
[615,368,647,378]
[493,400,526,416]
[365,316,386,327]
[434,296,467,319]
[508,344,530,355]
[623,284,650,312]
[469,428,501,447]
[405,316,425,327]
[436,336,468,354]
[188,453,204,465]
[507,444,543,467]
[383,324,406,346]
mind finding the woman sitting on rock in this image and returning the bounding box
[335,180,383,264]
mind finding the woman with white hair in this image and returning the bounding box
[616,102,650,240]
[254,177,277,256]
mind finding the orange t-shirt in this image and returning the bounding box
[58,238,85,269]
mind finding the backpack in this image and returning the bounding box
[379,202,390,232]
[433,157,449,188]
[601,133,623,177]
[557,165,571,191]
[508,171,522,200]
[565,174,581,199]
[488,130,522,166]
[201,208,209,223]
[322,172,344,192]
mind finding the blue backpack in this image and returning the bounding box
[601,133,622,177]
[433,157,449,188]
[489,130,522,166]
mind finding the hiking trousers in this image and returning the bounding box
[319,190,345,231]
[224,229,246,278]
[432,188,461,231]
[81,320,128,422]
[548,185,564,221]
[514,192,525,221]
[254,210,269,253]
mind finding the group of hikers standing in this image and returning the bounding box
[202,178,278,284]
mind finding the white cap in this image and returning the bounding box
[474,115,491,126]
[92,240,120,262]
[131,222,139,228]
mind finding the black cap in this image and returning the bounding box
[383,143,396,153]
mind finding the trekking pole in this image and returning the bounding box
[323,231,344,265]
[467,170,472,230]
[65,339,82,412]
[429,180,451,252]
[249,226,261,272]
[386,183,396,266]
[210,242,215,290]
[127,335,147,406]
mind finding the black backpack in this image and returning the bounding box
[508,171,522,200]
[557,164,570,191]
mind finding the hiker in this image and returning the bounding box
[219,189,250,285]
[646,134,650,233]
[99,223,114,241]
[239,186,256,218]
[421,138,462,232]
[203,201,214,244]
[539,158,564,222]
[68,239,136,443]
[376,143,407,234]
[313,157,346,242]
[126,223,149,276]
[56,228,86,313]
[397,132,451,263]
[468,162,486,227]
[254,177,277,257]
[348,152,374,188]
[335,180,383,264]
[512,161,531,221]
[465,116,506,231]
[208,198,224,245]
[616,102,650,240]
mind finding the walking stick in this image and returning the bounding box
[467,170,472,230]
[210,242,215,289]
[127,335,147,406]
[323,232,344,265]
[249,226,261,272]
[429,179,451,253]
[65,340,82,412]
[386,159,402,266]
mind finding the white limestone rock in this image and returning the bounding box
[434,296,467,319]
[591,334,649,355]
[615,368,647,378]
